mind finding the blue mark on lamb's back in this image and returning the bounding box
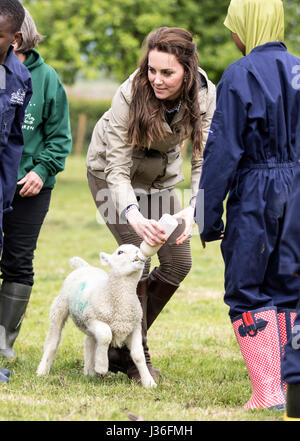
[70,281,88,321]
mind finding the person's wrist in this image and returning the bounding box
[125,204,139,215]
[125,204,140,222]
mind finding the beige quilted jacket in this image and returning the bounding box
[86,67,216,215]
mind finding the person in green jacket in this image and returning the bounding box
[0,8,72,359]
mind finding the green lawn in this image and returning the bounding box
[0,156,284,421]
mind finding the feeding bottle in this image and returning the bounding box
[138,214,178,258]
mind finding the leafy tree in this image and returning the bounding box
[23,0,175,83]
[284,0,300,55]
[22,0,300,85]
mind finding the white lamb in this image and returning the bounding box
[36,244,157,388]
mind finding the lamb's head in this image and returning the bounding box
[100,244,146,278]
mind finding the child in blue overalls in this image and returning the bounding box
[196,0,300,409]
[278,167,300,420]
[0,0,32,382]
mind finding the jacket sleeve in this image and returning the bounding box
[2,77,32,211]
[103,85,139,216]
[191,80,216,198]
[195,65,248,242]
[32,74,72,182]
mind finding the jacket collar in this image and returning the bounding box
[250,41,287,54]
[162,77,208,133]
[162,103,185,134]
[2,46,16,72]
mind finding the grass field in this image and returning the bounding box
[0,156,284,421]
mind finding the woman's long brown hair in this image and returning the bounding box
[128,27,202,158]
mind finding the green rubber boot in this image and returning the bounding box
[0,281,32,359]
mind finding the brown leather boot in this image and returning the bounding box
[109,270,178,380]
[147,268,179,330]
[127,278,159,384]
[109,338,160,377]
[108,345,130,374]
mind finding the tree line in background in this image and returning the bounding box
[22,0,300,86]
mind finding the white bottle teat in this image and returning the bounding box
[138,214,178,258]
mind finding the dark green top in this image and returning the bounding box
[19,49,72,189]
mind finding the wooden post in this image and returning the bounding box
[74,113,87,156]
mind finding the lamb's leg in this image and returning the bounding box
[126,326,157,388]
[84,335,96,376]
[87,320,112,377]
[37,294,69,376]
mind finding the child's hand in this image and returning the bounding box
[17,171,44,197]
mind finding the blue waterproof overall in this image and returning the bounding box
[0,47,32,253]
[197,42,300,318]
[279,168,300,384]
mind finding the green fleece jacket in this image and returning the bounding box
[19,49,72,189]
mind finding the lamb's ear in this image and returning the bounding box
[100,252,111,267]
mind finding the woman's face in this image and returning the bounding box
[148,49,185,101]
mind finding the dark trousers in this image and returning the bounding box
[0,188,51,286]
